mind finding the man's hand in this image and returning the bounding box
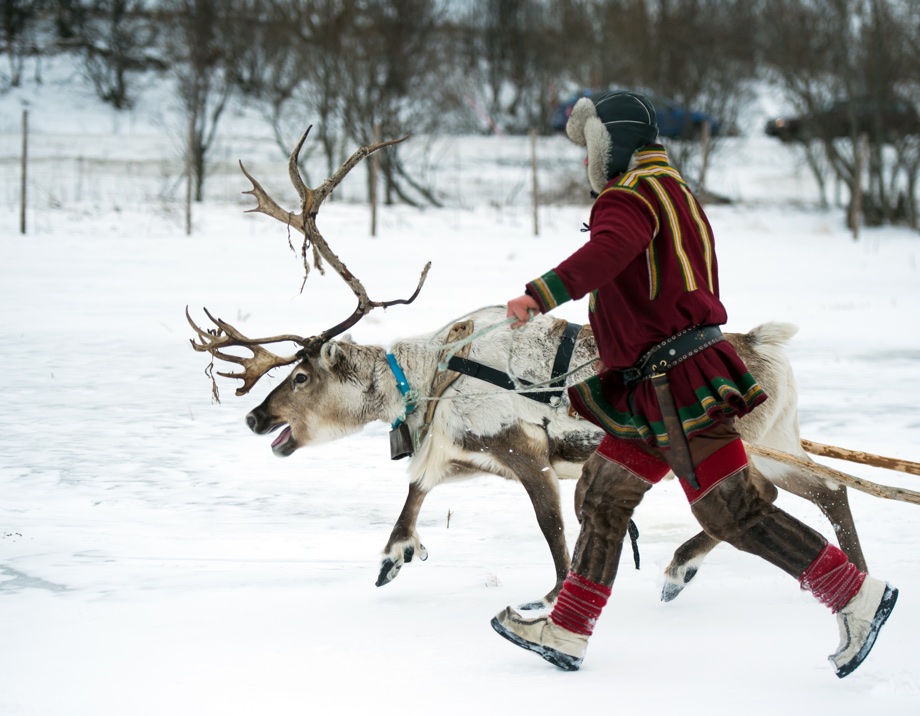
[507,294,542,329]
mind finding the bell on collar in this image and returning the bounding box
[389,422,414,460]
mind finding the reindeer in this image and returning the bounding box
[188,128,876,609]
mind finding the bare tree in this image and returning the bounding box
[235,0,356,184]
[336,0,460,206]
[1,0,44,88]
[51,0,87,44]
[762,0,920,228]
[590,0,759,189]
[163,0,244,201]
[456,0,583,134]
[79,0,163,109]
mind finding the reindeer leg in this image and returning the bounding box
[463,425,571,611]
[661,467,779,602]
[767,469,867,572]
[812,487,866,572]
[516,465,570,610]
[661,530,720,602]
[377,481,430,587]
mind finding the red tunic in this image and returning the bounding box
[525,146,766,447]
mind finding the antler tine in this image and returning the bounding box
[312,260,433,347]
[240,160,306,234]
[382,260,432,307]
[314,134,410,205]
[288,125,313,210]
[186,306,308,349]
[216,341,301,397]
[282,131,426,347]
[185,306,306,396]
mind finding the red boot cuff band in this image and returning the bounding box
[550,572,612,637]
[799,543,866,613]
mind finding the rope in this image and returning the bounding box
[425,305,511,371]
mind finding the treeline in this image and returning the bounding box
[3,0,920,227]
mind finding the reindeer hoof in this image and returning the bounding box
[376,541,429,587]
[400,543,429,564]
[661,565,698,602]
[376,558,401,587]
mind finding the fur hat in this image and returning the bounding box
[566,90,659,193]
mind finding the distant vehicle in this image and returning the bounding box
[551,88,721,139]
[765,98,920,142]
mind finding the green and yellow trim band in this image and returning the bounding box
[571,371,766,448]
[527,270,572,312]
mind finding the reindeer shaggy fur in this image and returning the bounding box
[246,307,865,608]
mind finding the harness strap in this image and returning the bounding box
[447,321,584,405]
[417,320,475,446]
[550,321,583,388]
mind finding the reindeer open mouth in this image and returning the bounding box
[270,425,296,457]
[245,409,297,457]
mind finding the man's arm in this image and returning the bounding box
[506,188,656,328]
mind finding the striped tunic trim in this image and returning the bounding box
[570,372,766,447]
[603,147,714,300]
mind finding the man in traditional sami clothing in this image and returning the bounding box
[490,90,897,678]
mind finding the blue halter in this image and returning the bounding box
[386,353,416,429]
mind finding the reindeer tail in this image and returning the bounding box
[744,321,799,347]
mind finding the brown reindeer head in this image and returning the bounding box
[187,126,431,401]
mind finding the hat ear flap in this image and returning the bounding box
[565,97,598,146]
[583,116,612,195]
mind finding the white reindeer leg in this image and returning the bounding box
[377,481,430,587]
[462,423,571,610]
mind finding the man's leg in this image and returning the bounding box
[690,454,898,677]
[491,437,663,670]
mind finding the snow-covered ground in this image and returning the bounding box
[1,68,919,715]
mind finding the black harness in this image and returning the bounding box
[447,321,583,404]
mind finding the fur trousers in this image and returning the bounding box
[570,452,827,586]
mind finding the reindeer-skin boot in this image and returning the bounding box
[829,576,898,678]
[490,607,588,671]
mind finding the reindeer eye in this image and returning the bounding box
[294,373,309,385]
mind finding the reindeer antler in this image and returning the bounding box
[186,307,306,400]
[189,126,431,399]
[240,126,413,283]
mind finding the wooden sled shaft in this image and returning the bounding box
[745,443,920,507]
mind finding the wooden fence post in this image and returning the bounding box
[530,128,539,236]
[698,120,711,196]
[185,115,193,236]
[20,109,28,235]
[850,132,868,240]
[370,123,380,237]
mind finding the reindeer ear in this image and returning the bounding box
[339,333,354,344]
[319,341,346,370]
